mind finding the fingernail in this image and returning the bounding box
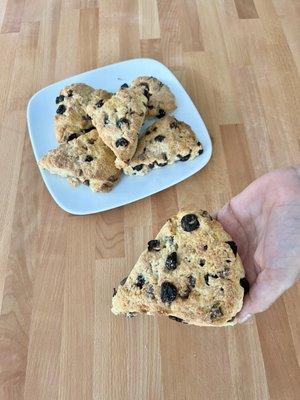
[239,314,252,324]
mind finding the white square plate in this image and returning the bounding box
[27,58,212,215]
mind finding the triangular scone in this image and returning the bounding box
[87,87,148,163]
[116,116,203,174]
[131,76,176,117]
[39,130,120,192]
[112,210,247,326]
[54,83,111,143]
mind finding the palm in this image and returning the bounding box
[217,166,300,322]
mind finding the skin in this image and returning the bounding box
[217,166,300,323]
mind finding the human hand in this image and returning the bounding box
[217,166,300,323]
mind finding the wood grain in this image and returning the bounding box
[0,0,299,399]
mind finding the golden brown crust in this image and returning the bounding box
[39,130,120,192]
[131,76,176,117]
[112,210,245,326]
[87,87,148,163]
[54,83,111,143]
[116,116,203,174]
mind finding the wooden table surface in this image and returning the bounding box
[0,0,299,399]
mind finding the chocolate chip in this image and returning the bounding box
[67,90,73,97]
[82,115,92,121]
[116,138,129,147]
[67,133,78,142]
[95,99,104,108]
[181,214,200,232]
[218,267,230,278]
[103,113,109,125]
[181,275,196,300]
[178,154,191,161]
[170,121,178,129]
[205,274,218,285]
[162,153,167,161]
[125,312,137,318]
[158,81,164,88]
[154,135,165,142]
[56,95,64,104]
[188,275,196,288]
[84,127,94,133]
[139,82,150,91]
[156,162,168,167]
[147,285,155,299]
[108,175,118,182]
[116,117,130,129]
[227,316,236,323]
[240,277,250,294]
[120,276,127,286]
[136,274,145,289]
[165,252,177,271]
[120,83,129,89]
[201,210,212,219]
[180,289,191,300]
[113,288,117,297]
[168,315,187,323]
[160,282,177,303]
[226,259,231,263]
[203,245,208,251]
[143,89,150,100]
[133,164,144,172]
[87,138,96,145]
[198,148,203,155]
[148,240,160,251]
[210,304,223,320]
[148,105,154,110]
[199,259,205,267]
[204,274,209,285]
[78,169,83,176]
[148,163,155,169]
[83,180,90,186]
[85,155,93,162]
[226,241,237,256]
[157,109,166,118]
[56,104,66,114]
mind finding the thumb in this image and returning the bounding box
[237,269,291,323]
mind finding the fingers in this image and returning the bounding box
[216,202,240,238]
[217,202,257,284]
[237,269,292,323]
[217,202,248,254]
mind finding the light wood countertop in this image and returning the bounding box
[0,0,299,399]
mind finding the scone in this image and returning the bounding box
[39,130,120,192]
[55,83,111,143]
[112,210,248,326]
[87,87,148,163]
[131,76,176,117]
[116,116,203,174]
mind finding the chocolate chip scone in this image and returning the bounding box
[116,116,203,174]
[39,130,120,192]
[131,76,176,118]
[112,210,248,326]
[87,87,148,163]
[55,83,111,143]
